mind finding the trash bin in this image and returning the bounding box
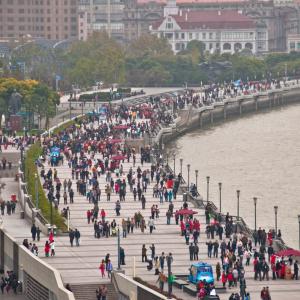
[48,226,52,236]
[20,211,25,219]
[183,192,187,202]
[11,194,17,202]
[48,225,57,236]
[52,225,57,236]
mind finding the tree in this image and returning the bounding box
[127,34,173,59]
[63,32,125,87]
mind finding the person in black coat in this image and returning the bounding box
[31,224,37,241]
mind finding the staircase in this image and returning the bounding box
[70,283,118,300]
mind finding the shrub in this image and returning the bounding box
[25,142,67,231]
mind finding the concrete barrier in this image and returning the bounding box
[112,272,176,300]
[0,227,75,300]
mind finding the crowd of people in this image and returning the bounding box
[0,271,20,295]
[3,80,298,300]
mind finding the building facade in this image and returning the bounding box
[150,9,268,54]
[124,0,300,52]
[78,0,124,41]
[287,34,300,52]
[0,0,78,40]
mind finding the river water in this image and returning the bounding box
[169,103,300,249]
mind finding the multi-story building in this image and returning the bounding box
[150,6,268,54]
[124,0,300,52]
[78,0,124,41]
[0,0,78,40]
[287,34,300,52]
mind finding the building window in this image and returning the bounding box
[234,43,242,52]
[209,43,213,50]
[297,42,300,50]
[165,33,173,40]
[209,32,213,39]
[166,23,173,29]
[189,33,192,40]
[245,42,253,50]
[181,33,185,39]
[202,32,206,39]
[290,42,295,50]
[223,43,231,50]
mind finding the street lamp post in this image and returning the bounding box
[253,197,257,232]
[35,173,39,209]
[195,170,199,191]
[50,198,53,226]
[206,176,210,202]
[20,147,24,172]
[180,158,183,175]
[237,190,240,221]
[274,206,278,238]
[173,153,176,174]
[298,215,300,250]
[218,182,222,213]
[167,253,173,298]
[187,164,190,191]
[166,153,169,167]
[117,225,121,270]
[69,94,72,120]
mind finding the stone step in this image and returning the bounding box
[70,283,117,300]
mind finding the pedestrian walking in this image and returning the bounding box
[69,229,75,247]
[99,260,106,277]
[74,228,80,246]
[31,223,37,241]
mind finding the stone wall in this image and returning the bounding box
[0,227,75,300]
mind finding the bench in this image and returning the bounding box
[183,284,197,296]
[173,279,189,289]
[215,287,226,294]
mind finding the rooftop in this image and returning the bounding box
[152,10,256,30]
[137,0,267,4]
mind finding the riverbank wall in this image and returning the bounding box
[158,84,300,145]
[156,84,300,251]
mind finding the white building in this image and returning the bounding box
[150,5,268,55]
[287,34,300,52]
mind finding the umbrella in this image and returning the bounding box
[108,139,124,144]
[51,146,60,153]
[276,249,300,257]
[175,209,198,216]
[111,155,126,161]
[113,125,129,130]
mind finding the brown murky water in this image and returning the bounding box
[169,103,300,249]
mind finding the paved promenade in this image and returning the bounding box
[1,148,300,298]
[36,151,300,299]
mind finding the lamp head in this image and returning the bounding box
[218,182,222,189]
[237,190,240,197]
[187,164,190,170]
[274,206,278,214]
[253,197,257,205]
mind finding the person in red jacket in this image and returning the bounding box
[87,210,92,224]
[44,241,50,257]
[221,271,227,287]
[100,209,106,222]
[227,271,234,288]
